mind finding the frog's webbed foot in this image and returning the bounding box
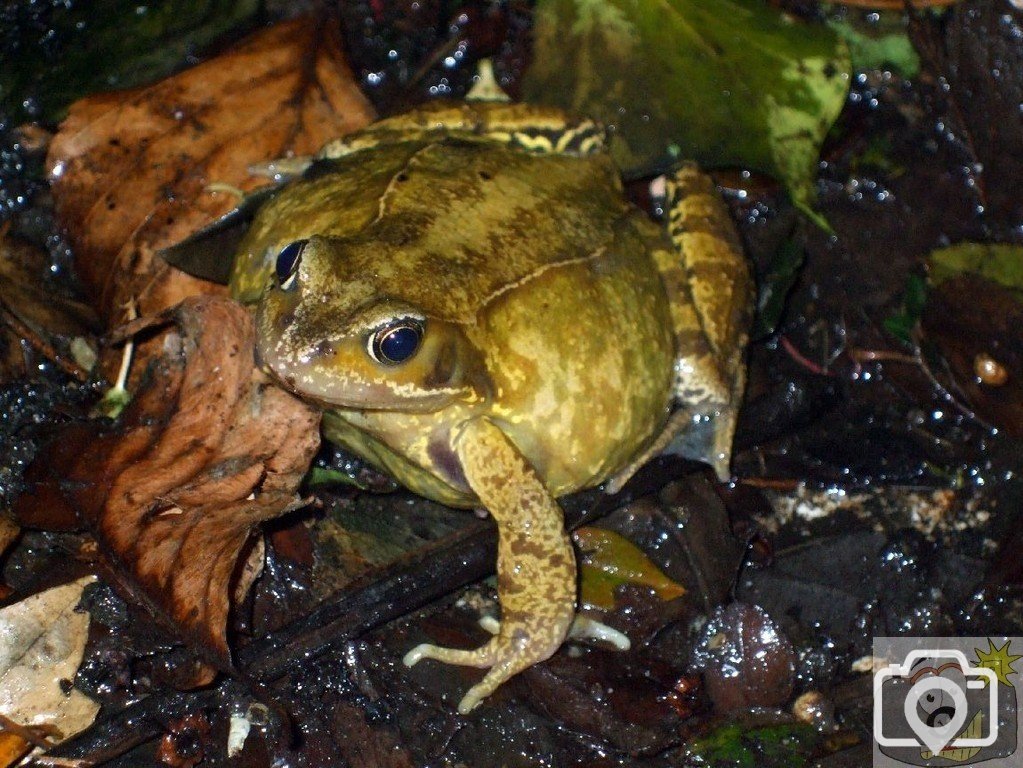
[404,614,628,714]
[403,417,576,714]
[404,626,556,715]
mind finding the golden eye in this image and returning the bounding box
[974,353,1008,386]
[369,320,423,365]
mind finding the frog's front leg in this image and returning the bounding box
[403,417,576,714]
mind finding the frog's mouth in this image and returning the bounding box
[256,332,477,414]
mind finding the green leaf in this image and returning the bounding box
[828,14,920,78]
[754,237,806,339]
[685,723,821,767]
[522,0,850,224]
[928,242,1023,301]
[574,527,685,610]
[305,466,373,491]
[883,272,927,344]
[0,0,262,125]
[93,386,131,420]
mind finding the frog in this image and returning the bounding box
[166,100,752,713]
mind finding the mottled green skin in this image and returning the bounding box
[236,114,677,506]
[229,102,751,712]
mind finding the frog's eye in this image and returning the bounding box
[275,239,308,290]
[369,319,424,365]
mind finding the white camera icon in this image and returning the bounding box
[874,649,998,756]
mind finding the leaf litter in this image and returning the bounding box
[0,576,100,763]
[14,297,320,670]
[0,2,1021,766]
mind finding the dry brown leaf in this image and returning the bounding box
[0,576,100,751]
[0,516,18,572]
[47,16,375,328]
[0,731,31,768]
[13,297,321,667]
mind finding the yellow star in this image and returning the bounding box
[974,639,1022,687]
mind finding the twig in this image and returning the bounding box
[0,300,91,383]
[779,335,834,377]
[847,348,920,366]
[737,477,801,491]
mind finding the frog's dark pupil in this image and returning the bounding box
[374,322,422,364]
[276,239,308,287]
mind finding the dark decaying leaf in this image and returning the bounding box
[46,16,375,330]
[522,0,849,223]
[692,602,796,714]
[0,233,100,384]
[12,296,321,667]
[912,0,1023,237]
[0,0,263,125]
[921,274,1023,437]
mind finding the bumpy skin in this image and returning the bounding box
[229,102,751,712]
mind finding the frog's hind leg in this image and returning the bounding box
[649,164,753,482]
[404,417,576,714]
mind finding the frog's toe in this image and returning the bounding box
[403,641,495,670]
[568,615,631,650]
[405,620,570,713]
[478,615,500,635]
[455,633,561,714]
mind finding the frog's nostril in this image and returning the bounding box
[312,340,337,358]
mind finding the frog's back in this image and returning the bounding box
[232,138,631,322]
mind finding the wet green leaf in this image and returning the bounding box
[93,386,131,420]
[828,14,920,77]
[522,0,850,225]
[884,272,927,344]
[0,0,262,124]
[755,237,806,339]
[305,466,373,491]
[928,242,1023,301]
[684,722,821,767]
[575,526,685,610]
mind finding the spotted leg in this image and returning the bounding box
[403,417,576,714]
[627,165,753,484]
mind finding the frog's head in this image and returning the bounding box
[254,236,489,412]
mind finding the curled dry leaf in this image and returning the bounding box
[46,15,375,327]
[13,297,321,667]
[0,576,100,754]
